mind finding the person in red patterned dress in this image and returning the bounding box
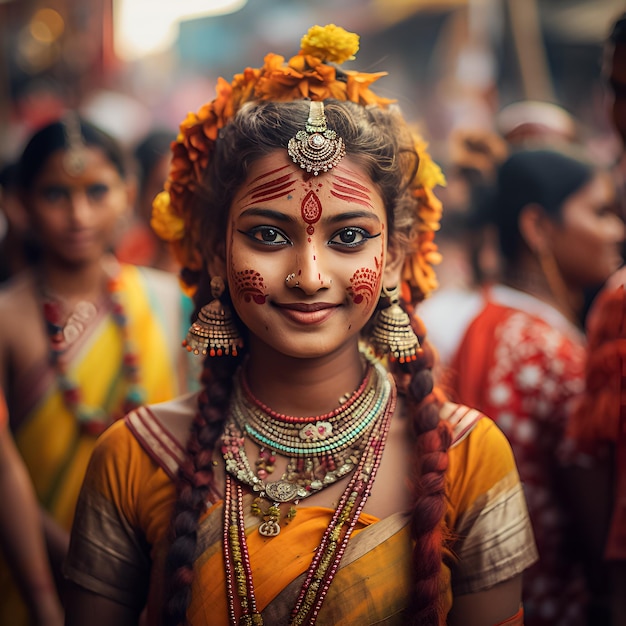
[565,13,626,626]
[449,147,625,626]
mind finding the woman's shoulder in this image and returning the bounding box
[440,401,518,477]
[439,401,484,447]
[0,270,35,308]
[122,392,199,479]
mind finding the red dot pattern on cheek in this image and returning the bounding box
[301,190,322,236]
[231,269,267,304]
[347,262,381,306]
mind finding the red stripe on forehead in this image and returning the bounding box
[334,175,370,193]
[240,165,296,205]
[330,174,374,208]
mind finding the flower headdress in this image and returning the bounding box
[152,24,445,301]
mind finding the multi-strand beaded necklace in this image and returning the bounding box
[41,261,145,436]
[221,357,397,625]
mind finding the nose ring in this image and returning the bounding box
[285,273,296,284]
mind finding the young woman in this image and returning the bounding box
[450,148,625,626]
[0,115,187,624]
[64,25,536,626]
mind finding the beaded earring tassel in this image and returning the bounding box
[369,285,421,363]
[182,276,244,357]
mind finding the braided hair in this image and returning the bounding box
[164,99,451,626]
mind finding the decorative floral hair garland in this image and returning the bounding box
[151,24,445,301]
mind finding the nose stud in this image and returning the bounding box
[285,273,300,287]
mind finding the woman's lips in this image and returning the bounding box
[273,302,339,325]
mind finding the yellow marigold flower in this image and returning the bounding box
[151,191,185,242]
[300,24,359,64]
[414,136,446,190]
[417,154,446,191]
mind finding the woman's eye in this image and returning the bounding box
[241,226,290,246]
[86,183,110,202]
[40,186,68,203]
[329,227,376,248]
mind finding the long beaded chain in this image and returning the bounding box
[222,358,397,625]
[41,261,146,436]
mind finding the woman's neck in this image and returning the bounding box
[244,338,367,418]
[36,254,116,306]
[503,261,582,327]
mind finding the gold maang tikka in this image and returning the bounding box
[61,112,87,176]
[287,100,346,175]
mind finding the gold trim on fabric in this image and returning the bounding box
[126,406,186,480]
[452,470,539,595]
[440,402,483,447]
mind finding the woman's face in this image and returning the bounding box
[551,171,624,288]
[226,151,396,360]
[26,146,128,265]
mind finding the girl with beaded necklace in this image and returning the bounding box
[0,115,188,625]
[65,25,537,626]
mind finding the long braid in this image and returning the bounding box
[164,351,242,625]
[393,305,452,625]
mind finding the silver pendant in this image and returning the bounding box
[264,480,298,503]
[258,518,281,537]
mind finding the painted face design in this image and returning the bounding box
[302,190,322,236]
[227,151,391,360]
[348,255,383,307]
[230,268,267,305]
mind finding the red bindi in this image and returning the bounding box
[301,190,322,236]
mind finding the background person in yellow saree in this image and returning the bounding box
[0,115,184,625]
[0,387,64,626]
[65,25,536,626]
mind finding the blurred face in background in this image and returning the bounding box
[551,171,624,288]
[608,42,626,147]
[25,146,129,266]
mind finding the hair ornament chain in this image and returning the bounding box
[288,101,345,175]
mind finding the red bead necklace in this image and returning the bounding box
[41,263,145,436]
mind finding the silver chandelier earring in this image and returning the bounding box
[287,101,346,176]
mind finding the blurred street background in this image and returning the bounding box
[0,0,625,164]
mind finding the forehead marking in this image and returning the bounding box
[301,190,322,236]
[330,175,374,208]
[240,165,296,207]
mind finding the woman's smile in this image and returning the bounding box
[272,301,340,325]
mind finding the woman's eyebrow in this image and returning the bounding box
[238,207,298,223]
[324,210,381,224]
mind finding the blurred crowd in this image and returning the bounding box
[0,8,626,626]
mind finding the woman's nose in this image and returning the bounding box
[287,249,332,294]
